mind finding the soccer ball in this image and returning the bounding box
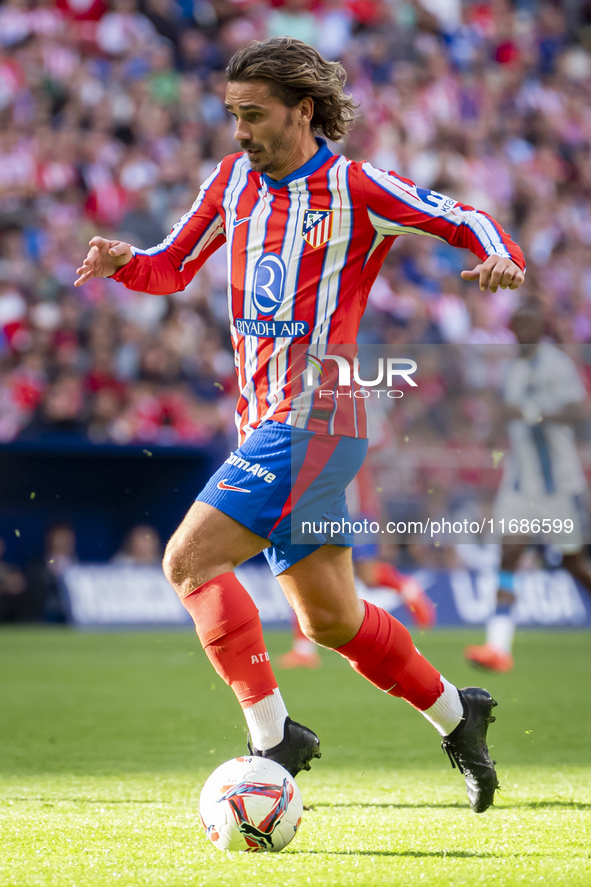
[199,756,303,852]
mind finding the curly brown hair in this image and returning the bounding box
[226,37,358,142]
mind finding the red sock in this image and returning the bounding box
[336,601,442,710]
[373,562,405,593]
[182,572,277,708]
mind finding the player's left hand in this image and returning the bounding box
[461,256,525,293]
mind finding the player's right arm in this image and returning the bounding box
[75,159,230,294]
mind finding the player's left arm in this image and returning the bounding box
[460,254,524,293]
[358,163,525,293]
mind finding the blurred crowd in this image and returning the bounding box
[0,520,163,621]
[1,0,591,445]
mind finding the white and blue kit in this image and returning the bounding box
[494,342,589,550]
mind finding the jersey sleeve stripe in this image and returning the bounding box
[179,217,226,271]
[461,210,511,259]
[366,207,450,242]
[362,163,450,219]
[363,230,386,268]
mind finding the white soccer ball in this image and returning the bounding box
[199,756,303,852]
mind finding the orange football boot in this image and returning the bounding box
[277,649,322,670]
[464,644,514,673]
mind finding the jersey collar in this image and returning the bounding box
[262,138,333,189]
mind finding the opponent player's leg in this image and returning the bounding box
[163,502,307,771]
[465,538,527,672]
[277,612,322,669]
[355,556,436,628]
[277,545,499,813]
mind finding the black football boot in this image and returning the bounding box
[441,687,499,813]
[247,717,321,778]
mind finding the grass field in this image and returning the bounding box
[1,627,590,887]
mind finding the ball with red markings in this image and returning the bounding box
[199,756,303,852]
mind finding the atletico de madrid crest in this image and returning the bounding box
[302,209,333,248]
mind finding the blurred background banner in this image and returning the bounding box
[57,560,591,628]
[59,561,295,626]
[62,562,191,625]
[2,0,591,628]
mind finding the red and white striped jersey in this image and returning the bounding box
[113,139,525,443]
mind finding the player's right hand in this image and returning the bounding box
[74,236,133,287]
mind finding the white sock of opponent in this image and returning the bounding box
[485,570,517,654]
[486,612,516,654]
[244,687,288,751]
[294,637,317,656]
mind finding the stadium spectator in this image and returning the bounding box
[25,521,78,622]
[0,536,27,623]
[112,523,163,564]
[18,371,87,438]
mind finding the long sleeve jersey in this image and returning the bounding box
[113,139,525,442]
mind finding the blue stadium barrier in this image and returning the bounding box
[0,439,227,567]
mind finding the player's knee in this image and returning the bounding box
[162,536,206,595]
[162,538,185,592]
[163,535,232,596]
[300,610,361,649]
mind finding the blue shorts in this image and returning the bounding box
[196,421,368,575]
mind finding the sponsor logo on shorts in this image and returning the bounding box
[217,480,251,493]
[225,453,277,484]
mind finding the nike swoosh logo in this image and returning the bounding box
[233,216,252,227]
[217,480,251,493]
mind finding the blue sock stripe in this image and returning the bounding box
[498,570,515,592]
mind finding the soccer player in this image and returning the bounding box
[75,37,525,813]
[466,297,591,672]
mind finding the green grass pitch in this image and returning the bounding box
[1,626,590,887]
